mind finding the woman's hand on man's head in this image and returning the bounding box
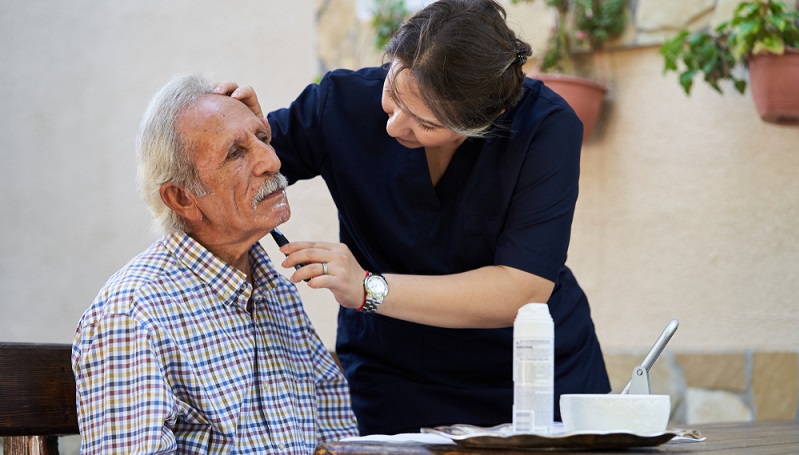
[214,82,264,119]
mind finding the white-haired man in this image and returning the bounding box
[72,74,358,454]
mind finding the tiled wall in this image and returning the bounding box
[604,351,799,424]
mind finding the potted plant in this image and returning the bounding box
[371,0,409,51]
[660,0,799,125]
[511,0,628,140]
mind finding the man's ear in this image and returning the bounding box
[160,182,203,222]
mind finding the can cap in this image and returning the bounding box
[517,303,550,318]
[514,303,553,337]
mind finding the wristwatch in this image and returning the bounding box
[362,272,389,314]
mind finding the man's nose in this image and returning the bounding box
[253,141,281,175]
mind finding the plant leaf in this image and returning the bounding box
[679,70,696,95]
[734,79,747,94]
[757,35,785,54]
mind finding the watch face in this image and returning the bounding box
[366,275,388,296]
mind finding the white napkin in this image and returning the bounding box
[339,433,455,445]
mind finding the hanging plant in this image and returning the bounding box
[371,0,410,51]
[660,0,799,95]
[511,0,627,74]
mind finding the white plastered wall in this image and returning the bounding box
[1,1,798,356]
[0,0,342,346]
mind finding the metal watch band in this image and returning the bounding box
[361,296,382,314]
[361,273,388,314]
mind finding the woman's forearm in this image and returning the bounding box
[377,266,554,328]
[277,240,554,329]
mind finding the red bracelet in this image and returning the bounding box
[357,270,369,312]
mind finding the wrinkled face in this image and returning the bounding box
[178,95,289,244]
[381,61,465,150]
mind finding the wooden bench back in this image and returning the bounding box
[0,343,79,455]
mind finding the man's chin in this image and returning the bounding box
[274,204,291,226]
[257,191,290,226]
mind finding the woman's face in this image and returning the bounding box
[381,62,465,150]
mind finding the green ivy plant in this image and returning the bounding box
[660,0,799,95]
[511,0,627,74]
[371,0,409,51]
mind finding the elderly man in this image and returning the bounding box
[72,74,358,454]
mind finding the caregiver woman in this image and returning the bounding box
[218,0,610,435]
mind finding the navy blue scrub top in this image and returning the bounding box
[268,66,610,435]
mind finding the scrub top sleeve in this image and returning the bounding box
[496,108,583,283]
[268,75,332,183]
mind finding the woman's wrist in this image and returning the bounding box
[357,270,369,312]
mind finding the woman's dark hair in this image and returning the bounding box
[384,0,531,137]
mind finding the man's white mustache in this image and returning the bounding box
[253,173,288,209]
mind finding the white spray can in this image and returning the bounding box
[512,303,554,433]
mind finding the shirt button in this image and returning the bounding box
[278,443,285,450]
[223,292,231,299]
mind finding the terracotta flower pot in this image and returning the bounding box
[533,73,608,142]
[748,48,799,126]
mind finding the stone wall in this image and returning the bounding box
[316,0,799,70]
[567,0,799,425]
[605,351,799,424]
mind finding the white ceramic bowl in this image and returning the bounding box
[560,394,670,434]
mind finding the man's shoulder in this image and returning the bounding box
[79,240,182,326]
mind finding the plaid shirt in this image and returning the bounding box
[72,233,357,454]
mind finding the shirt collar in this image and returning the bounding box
[160,233,279,307]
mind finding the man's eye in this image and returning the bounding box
[258,134,270,144]
[228,147,244,159]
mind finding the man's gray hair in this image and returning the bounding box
[136,73,214,234]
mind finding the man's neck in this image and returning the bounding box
[188,232,254,279]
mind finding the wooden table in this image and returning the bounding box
[315,421,798,454]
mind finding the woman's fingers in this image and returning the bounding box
[231,85,264,118]
[213,81,239,95]
[213,82,264,118]
[280,242,366,309]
